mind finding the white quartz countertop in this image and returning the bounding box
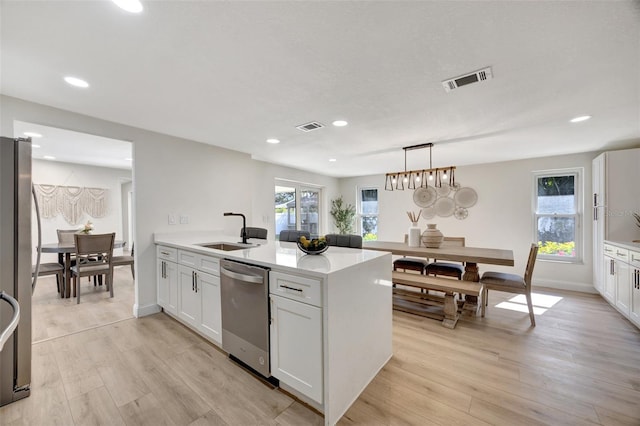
[605,240,640,252]
[154,231,390,277]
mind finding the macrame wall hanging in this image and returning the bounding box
[34,184,109,225]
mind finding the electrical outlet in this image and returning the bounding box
[168,214,176,225]
[180,215,189,224]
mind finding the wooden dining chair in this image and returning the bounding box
[32,263,64,296]
[425,237,466,279]
[112,242,135,279]
[71,233,115,304]
[480,243,539,326]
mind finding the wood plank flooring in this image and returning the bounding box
[2,274,639,425]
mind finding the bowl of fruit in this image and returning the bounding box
[297,236,329,255]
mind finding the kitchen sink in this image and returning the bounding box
[196,242,255,251]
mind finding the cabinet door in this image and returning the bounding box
[631,268,640,327]
[616,260,631,316]
[198,271,222,344]
[157,259,178,315]
[270,294,323,404]
[178,265,199,328]
[604,256,616,303]
[592,155,605,293]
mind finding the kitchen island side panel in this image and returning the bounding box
[324,253,393,426]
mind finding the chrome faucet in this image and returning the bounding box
[224,212,247,244]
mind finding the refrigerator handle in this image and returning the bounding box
[0,291,20,352]
[31,184,42,294]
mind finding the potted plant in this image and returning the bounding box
[330,196,356,234]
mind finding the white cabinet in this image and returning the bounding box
[157,246,178,315]
[629,250,640,327]
[592,149,640,293]
[158,246,222,346]
[178,264,201,328]
[269,271,323,404]
[602,242,640,329]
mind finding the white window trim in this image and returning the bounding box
[532,168,583,264]
[275,179,324,237]
[357,186,379,238]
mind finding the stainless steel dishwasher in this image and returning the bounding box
[220,259,271,378]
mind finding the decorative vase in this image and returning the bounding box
[421,223,444,248]
[408,222,421,247]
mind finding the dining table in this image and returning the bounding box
[40,240,125,298]
[363,240,515,317]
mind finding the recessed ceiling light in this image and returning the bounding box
[112,0,143,13]
[570,115,591,123]
[329,158,337,162]
[266,139,280,144]
[43,155,56,160]
[32,144,41,148]
[332,120,348,127]
[64,76,89,88]
[124,157,133,161]
[24,131,42,138]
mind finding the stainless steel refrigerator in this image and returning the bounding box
[0,136,32,406]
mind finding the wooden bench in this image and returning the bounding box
[392,271,483,329]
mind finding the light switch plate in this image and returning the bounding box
[180,215,189,224]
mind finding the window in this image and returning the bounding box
[533,169,582,262]
[275,181,321,239]
[358,188,378,241]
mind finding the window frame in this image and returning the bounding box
[274,179,323,239]
[357,186,379,241]
[532,168,583,263]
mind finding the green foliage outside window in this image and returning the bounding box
[538,241,575,257]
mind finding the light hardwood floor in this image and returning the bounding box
[2,277,639,425]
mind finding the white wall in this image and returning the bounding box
[1,95,340,317]
[339,152,599,293]
[31,159,131,263]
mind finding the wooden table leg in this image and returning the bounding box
[64,252,71,298]
[463,262,481,313]
[442,292,459,329]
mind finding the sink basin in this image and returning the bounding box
[197,242,255,251]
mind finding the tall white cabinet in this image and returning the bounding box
[592,148,640,292]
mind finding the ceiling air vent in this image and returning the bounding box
[296,121,324,132]
[442,67,493,92]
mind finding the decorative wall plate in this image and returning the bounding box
[434,197,455,217]
[454,187,478,208]
[435,183,451,197]
[413,186,437,208]
[454,207,468,220]
[421,206,436,219]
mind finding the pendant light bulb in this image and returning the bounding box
[392,176,397,184]
[429,171,434,181]
[442,170,448,180]
[403,174,408,183]
[415,174,420,182]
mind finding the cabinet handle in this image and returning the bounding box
[594,207,598,221]
[162,261,165,279]
[161,251,170,256]
[195,273,198,293]
[281,285,303,293]
[192,271,195,291]
[610,259,614,275]
[616,251,627,258]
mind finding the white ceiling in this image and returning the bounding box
[2,1,639,177]
[14,121,132,170]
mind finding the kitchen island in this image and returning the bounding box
[154,231,393,426]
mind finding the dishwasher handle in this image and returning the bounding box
[221,267,265,284]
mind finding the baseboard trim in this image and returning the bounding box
[134,303,162,317]
[533,278,598,294]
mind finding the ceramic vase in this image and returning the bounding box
[422,223,444,248]
[408,222,421,247]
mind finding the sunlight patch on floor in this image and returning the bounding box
[494,293,562,315]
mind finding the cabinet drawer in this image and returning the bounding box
[270,271,322,307]
[157,245,177,262]
[614,247,630,262]
[603,244,617,257]
[178,250,220,275]
[630,250,640,269]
